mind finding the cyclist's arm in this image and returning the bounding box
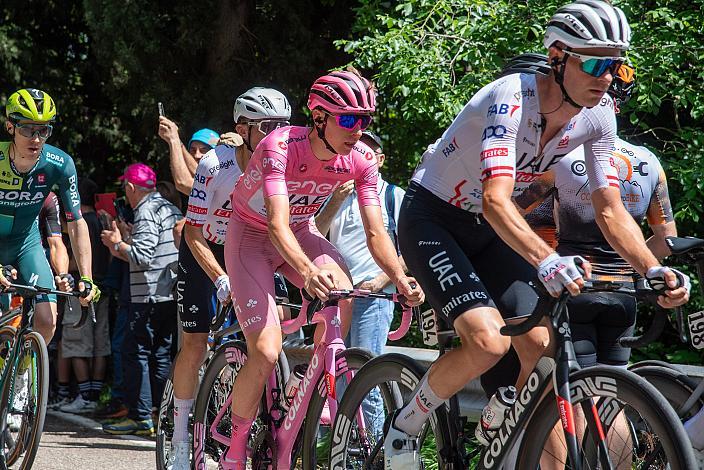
[514,171,556,216]
[483,177,555,266]
[359,204,405,284]
[66,218,93,280]
[645,164,676,261]
[184,223,225,282]
[47,235,69,274]
[591,187,659,276]
[266,194,318,278]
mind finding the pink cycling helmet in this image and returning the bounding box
[307,70,376,114]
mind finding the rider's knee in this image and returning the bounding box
[249,343,281,369]
[34,304,57,332]
[463,327,511,361]
[179,333,208,363]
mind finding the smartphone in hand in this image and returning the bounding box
[98,212,111,230]
[158,102,165,117]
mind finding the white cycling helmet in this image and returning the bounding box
[233,87,291,123]
[544,0,631,51]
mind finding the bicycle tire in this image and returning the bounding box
[300,347,373,469]
[516,365,696,469]
[155,357,177,470]
[632,365,703,418]
[328,353,449,470]
[156,350,213,469]
[4,331,49,470]
[191,340,289,469]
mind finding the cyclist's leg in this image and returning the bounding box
[471,233,550,390]
[171,241,218,443]
[16,232,58,342]
[223,218,285,463]
[394,202,510,435]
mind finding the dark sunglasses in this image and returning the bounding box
[325,112,372,131]
[13,122,53,140]
[563,50,625,78]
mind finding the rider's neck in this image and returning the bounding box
[537,75,582,129]
[236,145,251,172]
[308,128,337,162]
[9,142,41,172]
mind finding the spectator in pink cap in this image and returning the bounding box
[100,162,183,435]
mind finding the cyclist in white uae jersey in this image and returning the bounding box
[384,2,690,468]
[167,87,291,470]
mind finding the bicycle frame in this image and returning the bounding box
[474,292,612,470]
[201,303,348,469]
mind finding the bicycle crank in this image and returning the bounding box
[251,429,277,470]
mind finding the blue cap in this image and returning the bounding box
[188,128,219,149]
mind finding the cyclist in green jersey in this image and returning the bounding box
[0,88,99,342]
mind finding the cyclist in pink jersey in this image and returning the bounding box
[221,68,424,469]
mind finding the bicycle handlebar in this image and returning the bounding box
[280,289,413,339]
[2,282,95,329]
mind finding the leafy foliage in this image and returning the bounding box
[342,0,704,361]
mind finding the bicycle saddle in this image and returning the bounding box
[666,236,704,256]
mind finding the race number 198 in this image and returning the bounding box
[688,310,704,350]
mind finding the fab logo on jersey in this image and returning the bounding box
[486,103,520,117]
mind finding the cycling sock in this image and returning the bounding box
[90,380,104,401]
[172,397,194,443]
[226,413,254,460]
[394,372,444,436]
[78,380,91,400]
[57,382,70,400]
[684,405,704,449]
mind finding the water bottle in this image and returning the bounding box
[475,386,517,446]
[282,364,307,411]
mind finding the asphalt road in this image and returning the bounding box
[33,411,156,470]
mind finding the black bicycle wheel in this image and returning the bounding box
[328,353,448,470]
[634,365,702,415]
[191,340,289,469]
[516,366,696,469]
[4,331,49,470]
[155,359,176,470]
[299,347,373,469]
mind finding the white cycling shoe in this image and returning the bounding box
[384,415,420,470]
[167,441,190,470]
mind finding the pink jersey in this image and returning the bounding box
[232,126,380,229]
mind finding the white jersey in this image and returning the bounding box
[412,73,620,213]
[185,145,243,244]
[554,138,672,274]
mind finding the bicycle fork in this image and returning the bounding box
[554,317,613,470]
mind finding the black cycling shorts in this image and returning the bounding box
[568,292,636,367]
[398,183,541,326]
[177,240,289,334]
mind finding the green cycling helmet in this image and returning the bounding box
[6,88,57,122]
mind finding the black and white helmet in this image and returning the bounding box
[544,0,631,51]
[499,53,552,78]
[233,87,291,122]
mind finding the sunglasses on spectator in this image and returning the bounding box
[324,112,373,131]
[13,122,53,140]
[562,50,625,78]
[246,120,290,135]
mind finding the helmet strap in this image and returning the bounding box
[315,120,338,155]
[552,55,585,109]
[244,126,254,153]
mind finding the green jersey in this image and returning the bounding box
[0,142,82,239]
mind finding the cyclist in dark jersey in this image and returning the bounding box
[0,88,99,342]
